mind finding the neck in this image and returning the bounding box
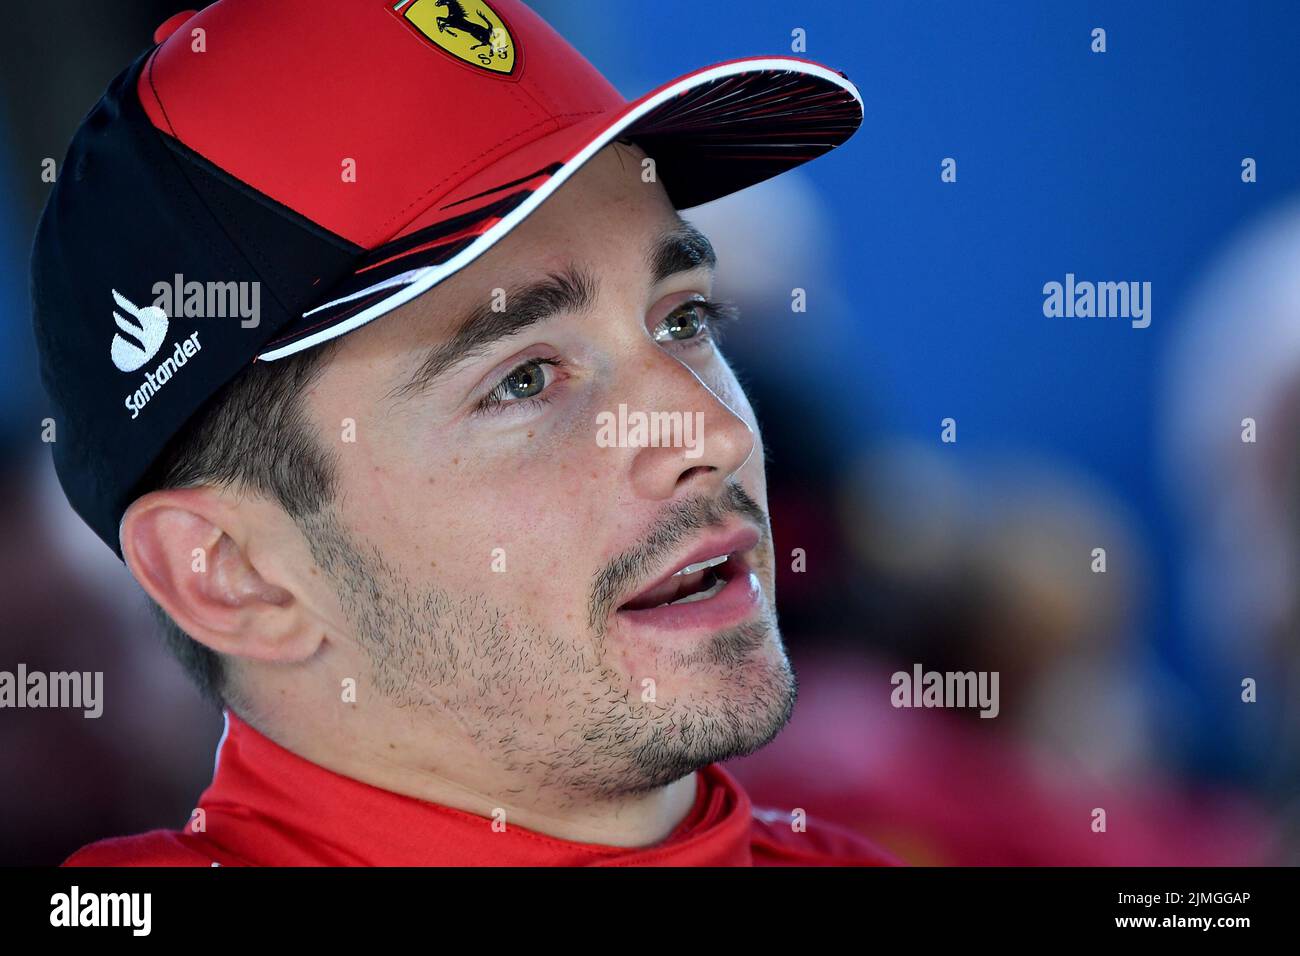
[234,701,701,848]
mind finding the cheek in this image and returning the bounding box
[468,444,623,625]
[343,415,617,613]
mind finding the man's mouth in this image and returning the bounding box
[619,551,733,610]
[614,526,764,633]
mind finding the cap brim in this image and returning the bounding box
[257,57,862,361]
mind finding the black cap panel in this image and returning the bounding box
[31,49,361,556]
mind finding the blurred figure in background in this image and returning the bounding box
[695,174,1280,865]
[1163,196,1300,863]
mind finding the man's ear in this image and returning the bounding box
[120,487,322,663]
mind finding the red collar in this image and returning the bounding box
[193,709,759,866]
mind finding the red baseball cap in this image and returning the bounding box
[32,0,863,554]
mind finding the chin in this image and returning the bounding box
[616,619,797,792]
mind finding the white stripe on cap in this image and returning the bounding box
[256,57,861,362]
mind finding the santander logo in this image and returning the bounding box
[110,288,169,372]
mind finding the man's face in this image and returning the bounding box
[291,142,794,799]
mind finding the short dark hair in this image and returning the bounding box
[134,339,342,705]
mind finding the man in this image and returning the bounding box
[35,0,895,866]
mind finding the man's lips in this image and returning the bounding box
[614,525,763,632]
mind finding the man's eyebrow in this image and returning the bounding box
[388,267,596,404]
[651,220,717,286]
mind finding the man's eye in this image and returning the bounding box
[655,301,705,342]
[476,357,563,414]
[652,298,739,346]
[503,360,547,399]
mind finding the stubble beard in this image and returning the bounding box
[296,494,797,802]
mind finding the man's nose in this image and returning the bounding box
[623,355,756,502]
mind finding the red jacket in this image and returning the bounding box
[64,709,900,867]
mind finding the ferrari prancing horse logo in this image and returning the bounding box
[393,0,516,75]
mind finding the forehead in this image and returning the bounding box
[510,140,679,263]
[333,141,682,362]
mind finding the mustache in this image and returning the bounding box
[588,480,769,632]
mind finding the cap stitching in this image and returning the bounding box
[372,108,603,242]
[142,138,245,313]
[510,80,554,125]
[507,82,543,124]
[145,49,178,138]
[149,135,297,318]
[194,174,296,316]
